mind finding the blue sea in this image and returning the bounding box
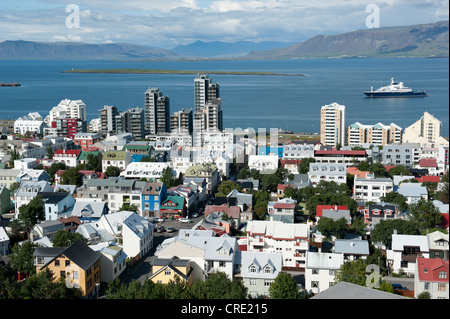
[0,58,448,135]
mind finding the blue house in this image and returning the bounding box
[258,146,283,158]
[141,181,167,218]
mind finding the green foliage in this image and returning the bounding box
[216,180,243,197]
[106,272,247,299]
[335,259,368,286]
[417,291,431,299]
[317,217,348,239]
[387,165,410,177]
[268,272,300,299]
[408,198,443,230]
[436,171,449,204]
[52,230,87,247]
[370,219,418,248]
[105,166,121,177]
[379,192,408,211]
[18,195,45,233]
[9,241,38,276]
[298,157,315,174]
[47,162,67,181]
[60,167,83,187]
[119,203,139,213]
[161,167,179,188]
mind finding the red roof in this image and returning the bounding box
[417,257,449,283]
[415,176,441,183]
[280,159,301,165]
[314,150,366,156]
[316,205,348,217]
[441,213,449,229]
[205,204,241,219]
[419,158,437,168]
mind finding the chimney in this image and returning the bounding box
[393,229,397,235]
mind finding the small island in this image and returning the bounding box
[62,69,305,76]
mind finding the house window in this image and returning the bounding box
[65,260,70,267]
[264,280,273,287]
[312,269,319,275]
[250,279,257,286]
[311,281,319,288]
[165,269,171,276]
[73,271,79,279]
[438,284,446,292]
[424,282,430,290]
[54,260,60,267]
[264,266,272,274]
[439,272,447,279]
[250,265,257,273]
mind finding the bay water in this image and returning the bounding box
[0,57,448,136]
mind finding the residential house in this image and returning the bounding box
[280,159,301,174]
[381,143,421,168]
[333,239,370,261]
[204,203,241,230]
[14,180,54,217]
[315,205,348,223]
[308,163,347,186]
[120,161,171,180]
[313,149,367,166]
[353,175,393,204]
[248,154,279,174]
[363,203,399,226]
[396,182,428,204]
[0,169,21,189]
[102,151,131,172]
[428,231,449,260]
[53,149,81,167]
[155,233,238,282]
[90,242,127,284]
[282,143,314,160]
[149,256,194,286]
[38,191,76,221]
[305,252,345,295]
[33,240,101,298]
[29,219,65,242]
[418,158,445,176]
[76,211,154,260]
[235,251,282,299]
[160,196,187,219]
[270,201,297,224]
[141,182,167,219]
[73,132,101,151]
[77,150,102,169]
[168,185,197,211]
[386,232,430,276]
[185,163,220,195]
[246,220,310,270]
[16,169,50,183]
[70,198,109,223]
[414,257,449,299]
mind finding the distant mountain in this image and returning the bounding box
[171,40,297,58]
[0,40,185,60]
[248,20,449,58]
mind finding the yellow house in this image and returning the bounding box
[34,240,102,298]
[149,256,194,286]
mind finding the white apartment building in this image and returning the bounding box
[308,162,347,186]
[282,143,315,160]
[305,252,344,295]
[347,122,402,147]
[14,112,44,135]
[45,99,87,125]
[353,175,393,203]
[246,220,310,270]
[320,102,345,147]
[248,154,279,174]
[403,111,449,148]
[386,233,429,276]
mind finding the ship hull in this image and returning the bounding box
[364,91,428,97]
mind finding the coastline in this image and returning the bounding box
[61,69,305,76]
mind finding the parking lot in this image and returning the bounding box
[153,212,204,239]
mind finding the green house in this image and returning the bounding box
[160,195,187,219]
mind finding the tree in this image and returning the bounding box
[105,166,121,177]
[119,203,139,213]
[18,195,45,234]
[379,192,408,211]
[388,165,410,177]
[52,230,87,247]
[335,259,368,286]
[47,162,67,181]
[9,241,38,277]
[408,198,443,230]
[87,153,101,171]
[436,171,449,204]
[140,156,155,162]
[317,217,348,239]
[370,163,389,178]
[161,167,178,188]
[60,167,83,187]
[370,219,418,248]
[46,146,54,159]
[201,272,247,299]
[268,272,300,299]
[216,180,243,197]
[298,157,315,174]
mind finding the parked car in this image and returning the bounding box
[392,284,405,290]
[167,227,176,233]
[191,212,199,218]
[153,217,164,223]
[157,226,165,233]
[179,218,192,223]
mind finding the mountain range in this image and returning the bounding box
[0,20,448,60]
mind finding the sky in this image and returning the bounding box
[0,0,448,49]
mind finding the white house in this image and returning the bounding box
[246,220,310,270]
[308,163,347,186]
[396,183,428,204]
[414,257,449,299]
[14,181,54,218]
[155,231,237,282]
[90,242,128,284]
[305,252,345,295]
[235,251,282,299]
[386,232,430,276]
[248,155,279,174]
[353,175,394,203]
[14,112,44,135]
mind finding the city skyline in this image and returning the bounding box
[1,1,448,49]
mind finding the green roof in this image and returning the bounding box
[185,163,218,177]
[103,151,128,160]
[123,144,152,151]
[78,151,100,161]
[162,196,185,209]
